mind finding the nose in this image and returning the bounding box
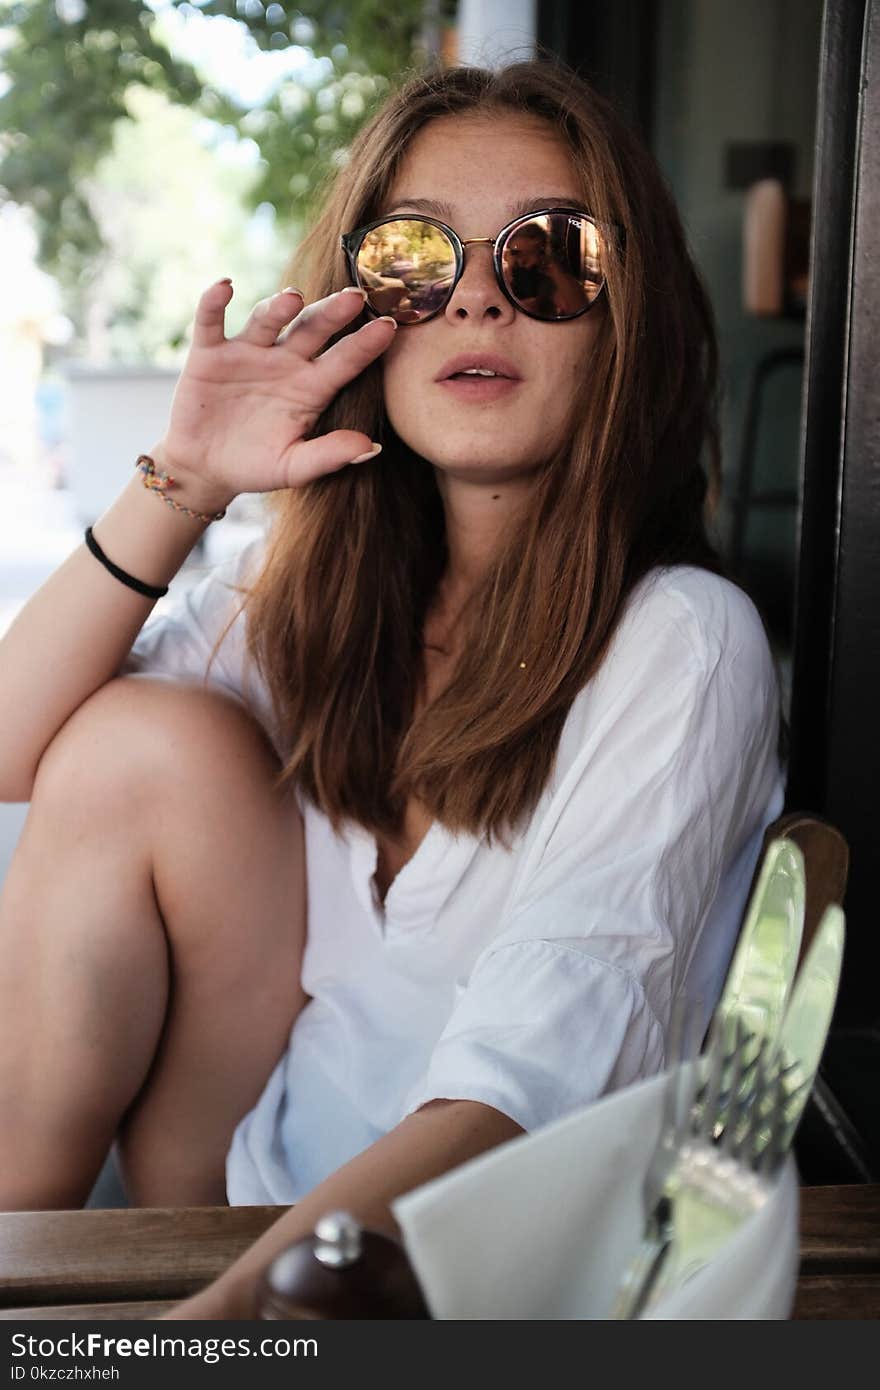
[444,239,514,324]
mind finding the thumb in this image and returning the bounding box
[283,432,383,485]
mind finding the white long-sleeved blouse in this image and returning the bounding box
[122,538,785,1204]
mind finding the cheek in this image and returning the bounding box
[380,354,409,430]
[379,330,407,398]
[550,318,603,394]
[380,339,434,433]
[536,322,596,391]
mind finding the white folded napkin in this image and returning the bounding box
[391,1070,799,1320]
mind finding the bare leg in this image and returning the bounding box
[0,675,308,1209]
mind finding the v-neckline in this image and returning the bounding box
[345,817,482,939]
[373,806,436,907]
[374,820,437,908]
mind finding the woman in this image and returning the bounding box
[0,59,783,1317]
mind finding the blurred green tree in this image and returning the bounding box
[80,84,289,361]
[0,1,450,316]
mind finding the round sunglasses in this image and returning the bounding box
[340,207,610,325]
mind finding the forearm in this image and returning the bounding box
[0,444,230,802]
[170,1099,524,1317]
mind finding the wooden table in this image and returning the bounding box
[792,1184,880,1319]
[0,1186,877,1320]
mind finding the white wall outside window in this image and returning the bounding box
[456,0,537,67]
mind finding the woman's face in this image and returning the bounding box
[379,112,604,486]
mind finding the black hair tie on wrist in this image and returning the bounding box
[84,526,169,600]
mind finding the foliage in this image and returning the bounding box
[0,0,450,298]
[82,85,288,362]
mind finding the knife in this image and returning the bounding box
[713,835,806,1046]
[699,836,806,1129]
[759,902,845,1169]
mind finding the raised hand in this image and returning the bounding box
[154,280,398,511]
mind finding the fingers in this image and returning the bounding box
[188,282,308,353]
[237,286,307,348]
[304,313,398,400]
[207,283,395,373]
[282,431,383,486]
[274,286,375,360]
[237,285,373,354]
[191,279,234,350]
[191,282,396,416]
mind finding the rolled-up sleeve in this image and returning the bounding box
[401,933,665,1134]
[399,569,784,1134]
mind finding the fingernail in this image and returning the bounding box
[350,443,382,463]
[281,286,303,297]
[216,277,233,286]
[376,316,398,328]
[340,286,368,298]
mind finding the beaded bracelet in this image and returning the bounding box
[135,454,227,524]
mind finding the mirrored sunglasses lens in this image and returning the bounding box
[501,212,606,318]
[355,219,456,322]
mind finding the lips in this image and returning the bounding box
[434,352,522,382]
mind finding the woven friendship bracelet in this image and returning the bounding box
[135,453,227,524]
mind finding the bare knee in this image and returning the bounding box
[31,675,305,957]
[33,674,285,817]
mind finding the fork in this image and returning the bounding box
[641,1048,790,1307]
[613,903,845,1318]
[608,996,706,1319]
[611,1016,782,1319]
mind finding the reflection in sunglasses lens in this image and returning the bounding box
[356,219,457,323]
[501,213,605,319]
[355,213,605,322]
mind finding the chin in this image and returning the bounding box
[417,447,525,475]
[425,450,543,485]
[389,410,552,481]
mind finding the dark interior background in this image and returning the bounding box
[538,0,880,1181]
[540,0,821,669]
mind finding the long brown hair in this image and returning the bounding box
[211,58,723,846]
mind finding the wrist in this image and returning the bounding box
[212,1266,264,1319]
[147,442,236,520]
[162,1276,254,1320]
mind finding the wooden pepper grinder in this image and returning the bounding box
[256,1210,431,1320]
